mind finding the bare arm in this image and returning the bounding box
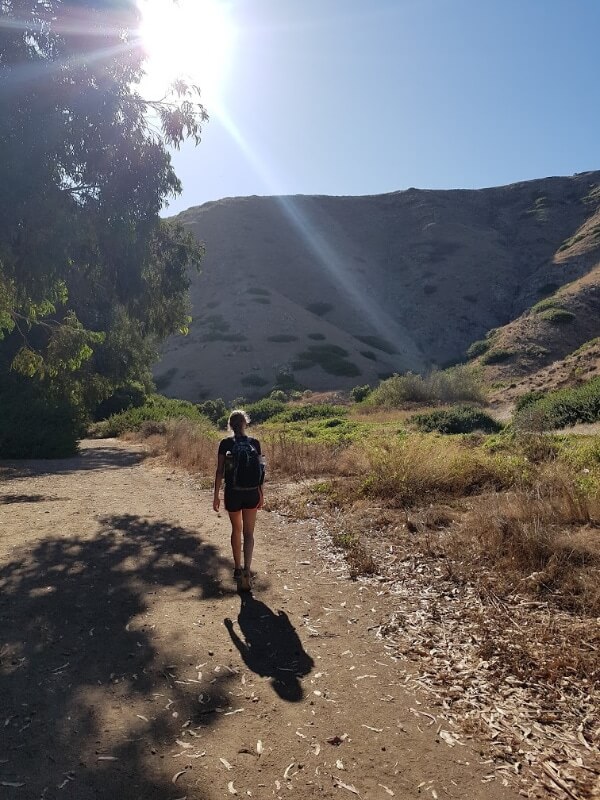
[213,453,225,512]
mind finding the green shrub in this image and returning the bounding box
[466,339,491,359]
[197,398,227,424]
[367,365,485,407]
[92,395,206,438]
[241,374,269,387]
[514,391,545,412]
[354,335,397,354]
[360,350,377,361]
[308,332,326,340]
[274,371,302,391]
[0,378,85,458]
[351,384,372,402]
[293,344,361,377]
[269,389,288,402]
[482,349,514,365]
[244,398,286,423]
[306,302,333,316]
[513,377,600,429]
[539,308,576,325]
[94,383,148,421]
[267,334,298,343]
[274,403,347,423]
[411,405,502,435]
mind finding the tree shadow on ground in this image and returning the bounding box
[0,443,147,480]
[0,513,233,799]
[224,594,314,702]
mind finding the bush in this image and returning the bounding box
[466,339,490,359]
[274,403,347,423]
[367,365,485,407]
[269,389,288,402]
[0,378,84,458]
[514,391,545,412]
[267,334,298,343]
[359,436,521,507]
[91,395,206,437]
[531,297,564,314]
[243,398,286,424]
[539,308,576,325]
[93,383,147,421]
[513,377,600,430]
[351,384,372,402]
[411,405,503,435]
[360,350,377,361]
[481,349,514,365]
[293,344,361,377]
[197,398,228,424]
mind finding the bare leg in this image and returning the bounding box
[228,511,243,569]
[241,507,258,571]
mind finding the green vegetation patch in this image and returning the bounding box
[481,349,514,365]
[466,339,491,359]
[513,376,600,429]
[411,405,502,435]
[267,334,298,343]
[243,398,286,424]
[367,365,485,407]
[539,308,576,325]
[360,350,377,361]
[292,344,361,377]
[0,377,85,458]
[354,334,398,354]
[91,395,207,438]
[274,403,348,423]
[531,296,566,314]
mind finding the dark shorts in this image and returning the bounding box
[224,487,261,513]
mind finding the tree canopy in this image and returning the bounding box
[0,0,206,454]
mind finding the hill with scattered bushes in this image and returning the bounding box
[155,171,600,402]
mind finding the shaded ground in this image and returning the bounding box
[0,439,518,799]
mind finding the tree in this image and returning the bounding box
[0,0,206,454]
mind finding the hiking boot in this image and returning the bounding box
[233,567,243,583]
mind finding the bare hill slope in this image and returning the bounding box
[155,172,600,401]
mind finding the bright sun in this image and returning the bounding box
[138,0,235,103]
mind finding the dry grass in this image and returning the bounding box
[358,435,525,507]
[260,430,362,479]
[446,469,600,614]
[131,419,363,481]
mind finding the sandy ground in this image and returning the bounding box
[0,439,518,800]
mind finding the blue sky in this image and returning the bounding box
[161,0,600,214]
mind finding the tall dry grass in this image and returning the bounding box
[134,419,362,481]
[446,469,600,614]
[358,435,524,506]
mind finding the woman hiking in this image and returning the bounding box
[213,409,264,591]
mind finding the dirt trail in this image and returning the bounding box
[0,439,518,800]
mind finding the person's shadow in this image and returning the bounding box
[224,594,314,702]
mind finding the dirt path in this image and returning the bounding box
[0,439,518,800]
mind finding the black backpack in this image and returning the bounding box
[230,437,263,490]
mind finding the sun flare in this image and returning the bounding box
[138,0,235,102]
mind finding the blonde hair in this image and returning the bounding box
[228,409,250,435]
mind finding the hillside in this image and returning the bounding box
[155,172,600,402]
